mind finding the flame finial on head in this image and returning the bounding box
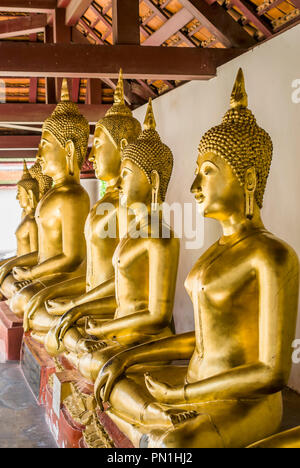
[230,68,248,109]
[21,160,32,180]
[61,78,70,102]
[114,69,125,106]
[144,98,156,131]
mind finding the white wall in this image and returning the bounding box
[81,178,101,208]
[0,188,22,257]
[134,25,300,392]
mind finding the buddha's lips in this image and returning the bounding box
[194,193,205,203]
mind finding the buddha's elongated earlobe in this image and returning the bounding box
[27,189,36,210]
[66,140,75,176]
[245,167,257,219]
[151,170,160,212]
[120,138,128,152]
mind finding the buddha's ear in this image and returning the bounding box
[27,189,37,210]
[151,170,160,190]
[65,140,75,176]
[120,138,128,152]
[244,166,257,219]
[151,170,160,210]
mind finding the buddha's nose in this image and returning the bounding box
[88,148,95,162]
[190,175,202,194]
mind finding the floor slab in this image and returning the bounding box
[0,362,57,448]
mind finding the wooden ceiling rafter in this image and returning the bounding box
[0,42,245,80]
[179,0,257,47]
[229,0,274,37]
[142,0,197,47]
[0,14,48,39]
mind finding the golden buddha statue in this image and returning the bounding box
[0,160,52,299]
[7,79,90,319]
[92,69,299,448]
[43,99,179,385]
[248,426,300,448]
[23,70,142,352]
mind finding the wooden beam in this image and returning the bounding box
[143,8,194,46]
[0,42,246,80]
[0,104,111,124]
[0,135,41,149]
[0,15,47,39]
[112,0,140,45]
[0,151,38,160]
[29,78,38,103]
[179,0,257,47]
[230,0,273,38]
[0,0,56,13]
[54,8,72,43]
[142,0,196,47]
[257,0,284,16]
[85,79,102,105]
[66,0,94,26]
[57,0,71,7]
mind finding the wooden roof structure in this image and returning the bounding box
[0,0,299,160]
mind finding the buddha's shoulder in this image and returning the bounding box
[54,183,90,203]
[251,230,299,268]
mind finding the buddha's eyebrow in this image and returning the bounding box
[41,137,50,144]
[123,166,133,173]
[201,160,219,169]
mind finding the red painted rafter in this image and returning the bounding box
[143,8,194,46]
[0,104,111,124]
[0,15,47,39]
[180,0,257,47]
[57,0,72,7]
[229,0,273,37]
[112,0,140,45]
[257,0,284,16]
[66,0,94,26]
[0,42,245,80]
[142,0,196,47]
[0,0,56,13]
[85,79,102,105]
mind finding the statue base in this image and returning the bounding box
[21,335,56,404]
[0,301,23,361]
[19,339,136,448]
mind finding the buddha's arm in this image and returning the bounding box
[28,196,87,280]
[29,223,38,252]
[146,252,300,405]
[0,256,17,268]
[25,276,87,322]
[0,252,38,284]
[87,238,180,340]
[71,276,116,307]
[95,332,195,403]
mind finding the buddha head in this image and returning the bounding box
[89,69,141,182]
[120,98,174,208]
[17,160,52,212]
[17,161,39,211]
[38,79,90,179]
[192,68,273,221]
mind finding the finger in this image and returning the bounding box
[54,325,62,346]
[59,321,71,341]
[103,374,116,403]
[95,375,107,408]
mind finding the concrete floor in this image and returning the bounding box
[0,361,299,448]
[0,362,57,448]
